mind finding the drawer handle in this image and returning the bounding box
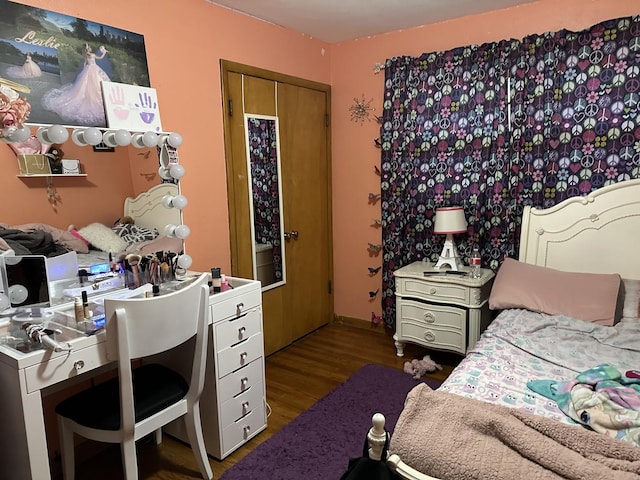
[243,425,251,438]
[240,352,247,363]
[429,287,437,295]
[242,401,250,414]
[424,331,436,342]
[74,360,85,372]
[236,302,244,315]
[424,312,435,323]
[241,377,249,388]
[238,326,246,338]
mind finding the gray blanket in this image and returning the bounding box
[389,383,640,479]
[0,228,67,256]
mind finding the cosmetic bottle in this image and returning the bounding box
[211,268,222,293]
[74,297,84,322]
[220,274,228,292]
[152,284,160,297]
[81,290,90,319]
[208,280,214,295]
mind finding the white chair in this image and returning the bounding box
[55,273,213,480]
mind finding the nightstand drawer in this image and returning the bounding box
[398,320,466,354]
[397,277,469,304]
[398,299,466,329]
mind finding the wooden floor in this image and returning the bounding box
[53,322,461,479]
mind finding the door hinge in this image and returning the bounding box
[328,280,332,294]
[228,99,233,117]
[325,114,329,127]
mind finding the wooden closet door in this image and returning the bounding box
[221,61,333,356]
[277,83,332,341]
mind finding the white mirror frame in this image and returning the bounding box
[243,113,286,292]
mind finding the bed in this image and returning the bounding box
[367,178,640,480]
[0,183,183,265]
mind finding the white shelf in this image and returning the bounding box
[17,174,87,178]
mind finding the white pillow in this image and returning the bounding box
[77,223,128,253]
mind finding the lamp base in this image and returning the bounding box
[433,234,464,271]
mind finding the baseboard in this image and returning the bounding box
[332,314,394,337]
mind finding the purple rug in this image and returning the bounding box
[220,363,442,480]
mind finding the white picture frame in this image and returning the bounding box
[101,81,163,132]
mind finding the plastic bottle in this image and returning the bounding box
[469,246,482,279]
[74,297,84,322]
[211,268,221,293]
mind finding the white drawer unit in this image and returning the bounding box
[393,261,494,356]
[165,276,267,460]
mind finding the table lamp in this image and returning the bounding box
[432,206,467,271]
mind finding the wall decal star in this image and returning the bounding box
[349,94,375,125]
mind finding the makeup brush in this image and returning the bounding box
[126,253,142,288]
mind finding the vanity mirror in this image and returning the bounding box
[244,114,286,290]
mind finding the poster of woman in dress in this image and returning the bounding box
[0,0,150,128]
[6,53,42,78]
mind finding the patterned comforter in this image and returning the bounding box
[440,309,640,424]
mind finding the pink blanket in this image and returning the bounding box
[389,384,640,479]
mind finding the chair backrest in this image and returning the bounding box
[103,273,209,430]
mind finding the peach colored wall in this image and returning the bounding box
[2,0,638,328]
[0,0,330,270]
[330,0,640,323]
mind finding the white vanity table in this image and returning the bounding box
[0,275,266,480]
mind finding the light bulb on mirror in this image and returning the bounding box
[172,194,188,209]
[174,224,190,239]
[169,164,185,179]
[103,129,131,147]
[177,254,192,269]
[47,125,69,144]
[9,126,32,143]
[162,194,174,209]
[114,129,131,146]
[158,166,172,180]
[37,125,68,144]
[168,132,183,148]
[102,130,118,147]
[72,127,102,146]
[139,131,158,147]
[164,224,176,237]
[8,284,28,304]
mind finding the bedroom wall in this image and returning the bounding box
[1,0,637,329]
[330,0,640,325]
[0,0,330,268]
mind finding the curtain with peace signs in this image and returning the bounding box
[379,15,640,328]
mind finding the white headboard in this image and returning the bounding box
[123,183,181,233]
[519,179,640,280]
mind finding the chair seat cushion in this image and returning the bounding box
[55,364,188,431]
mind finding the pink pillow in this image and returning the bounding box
[489,258,621,326]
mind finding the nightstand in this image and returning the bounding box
[393,261,495,356]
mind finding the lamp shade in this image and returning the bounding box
[433,206,467,234]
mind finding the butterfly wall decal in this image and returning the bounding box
[371,312,382,324]
[368,288,380,299]
[368,266,381,275]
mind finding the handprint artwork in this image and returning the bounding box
[102,81,163,132]
[135,92,157,124]
[108,85,129,120]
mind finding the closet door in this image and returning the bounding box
[277,83,331,341]
[221,61,333,355]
